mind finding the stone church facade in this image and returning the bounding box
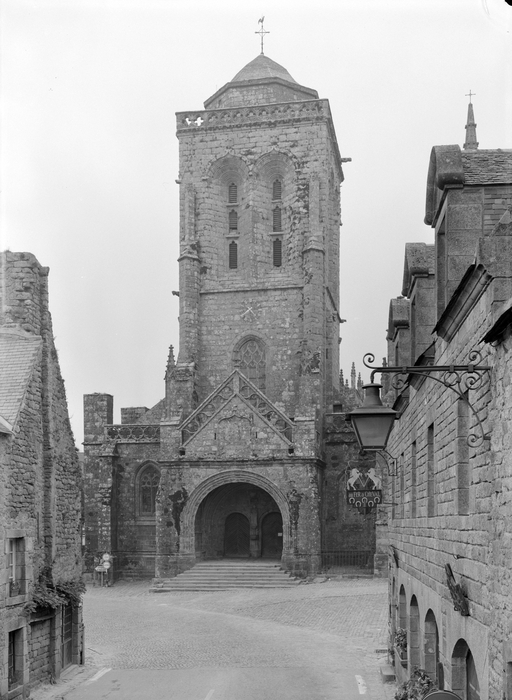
[84,54,381,581]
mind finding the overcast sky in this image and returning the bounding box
[1,0,511,447]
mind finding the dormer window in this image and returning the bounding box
[228,183,238,204]
[272,179,282,201]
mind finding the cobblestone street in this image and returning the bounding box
[33,576,396,700]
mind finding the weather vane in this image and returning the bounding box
[465,90,476,103]
[256,17,269,55]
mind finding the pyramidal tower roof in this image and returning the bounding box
[204,54,318,109]
[231,54,298,84]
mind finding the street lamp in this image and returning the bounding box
[347,350,490,452]
[346,383,398,451]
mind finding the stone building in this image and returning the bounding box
[84,52,383,582]
[385,103,512,700]
[0,252,84,699]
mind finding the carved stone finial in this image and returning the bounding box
[165,345,176,381]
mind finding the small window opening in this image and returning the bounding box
[273,207,282,232]
[8,538,25,596]
[229,241,238,269]
[273,238,282,267]
[272,179,282,201]
[229,209,238,231]
[228,183,237,203]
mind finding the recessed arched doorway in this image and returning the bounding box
[194,481,283,560]
[261,512,283,559]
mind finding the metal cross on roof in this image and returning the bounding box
[255,17,269,55]
[465,90,476,103]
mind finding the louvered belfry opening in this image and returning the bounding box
[228,209,238,231]
[228,182,238,203]
[273,238,282,267]
[272,179,282,201]
[229,240,238,269]
[272,207,282,232]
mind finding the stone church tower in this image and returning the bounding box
[83,53,377,581]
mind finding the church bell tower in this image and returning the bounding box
[157,48,345,578]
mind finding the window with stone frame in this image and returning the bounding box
[138,465,160,516]
[8,538,25,597]
[427,423,435,517]
[237,338,266,391]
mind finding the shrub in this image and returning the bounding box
[394,668,437,700]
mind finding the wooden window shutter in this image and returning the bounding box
[228,183,237,203]
[272,179,282,201]
[229,241,238,269]
[273,239,282,267]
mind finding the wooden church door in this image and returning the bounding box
[261,512,283,559]
[224,513,250,557]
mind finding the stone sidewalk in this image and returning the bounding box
[31,576,396,700]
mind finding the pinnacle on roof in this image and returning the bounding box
[463,91,479,151]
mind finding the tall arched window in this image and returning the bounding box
[138,465,160,516]
[237,338,266,391]
[425,610,440,684]
[409,596,420,669]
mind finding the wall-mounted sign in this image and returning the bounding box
[347,489,382,508]
[346,467,382,510]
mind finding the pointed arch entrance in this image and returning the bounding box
[180,470,290,562]
[195,482,282,560]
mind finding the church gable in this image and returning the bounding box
[181,371,293,459]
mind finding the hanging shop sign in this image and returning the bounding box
[346,467,382,510]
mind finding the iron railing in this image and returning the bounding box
[321,550,373,571]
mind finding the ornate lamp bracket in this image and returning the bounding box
[364,350,490,447]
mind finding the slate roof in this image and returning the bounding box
[0,329,42,430]
[231,55,297,84]
[462,149,512,185]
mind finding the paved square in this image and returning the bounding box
[33,577,397,700]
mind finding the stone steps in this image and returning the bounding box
[150,560,300,591]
